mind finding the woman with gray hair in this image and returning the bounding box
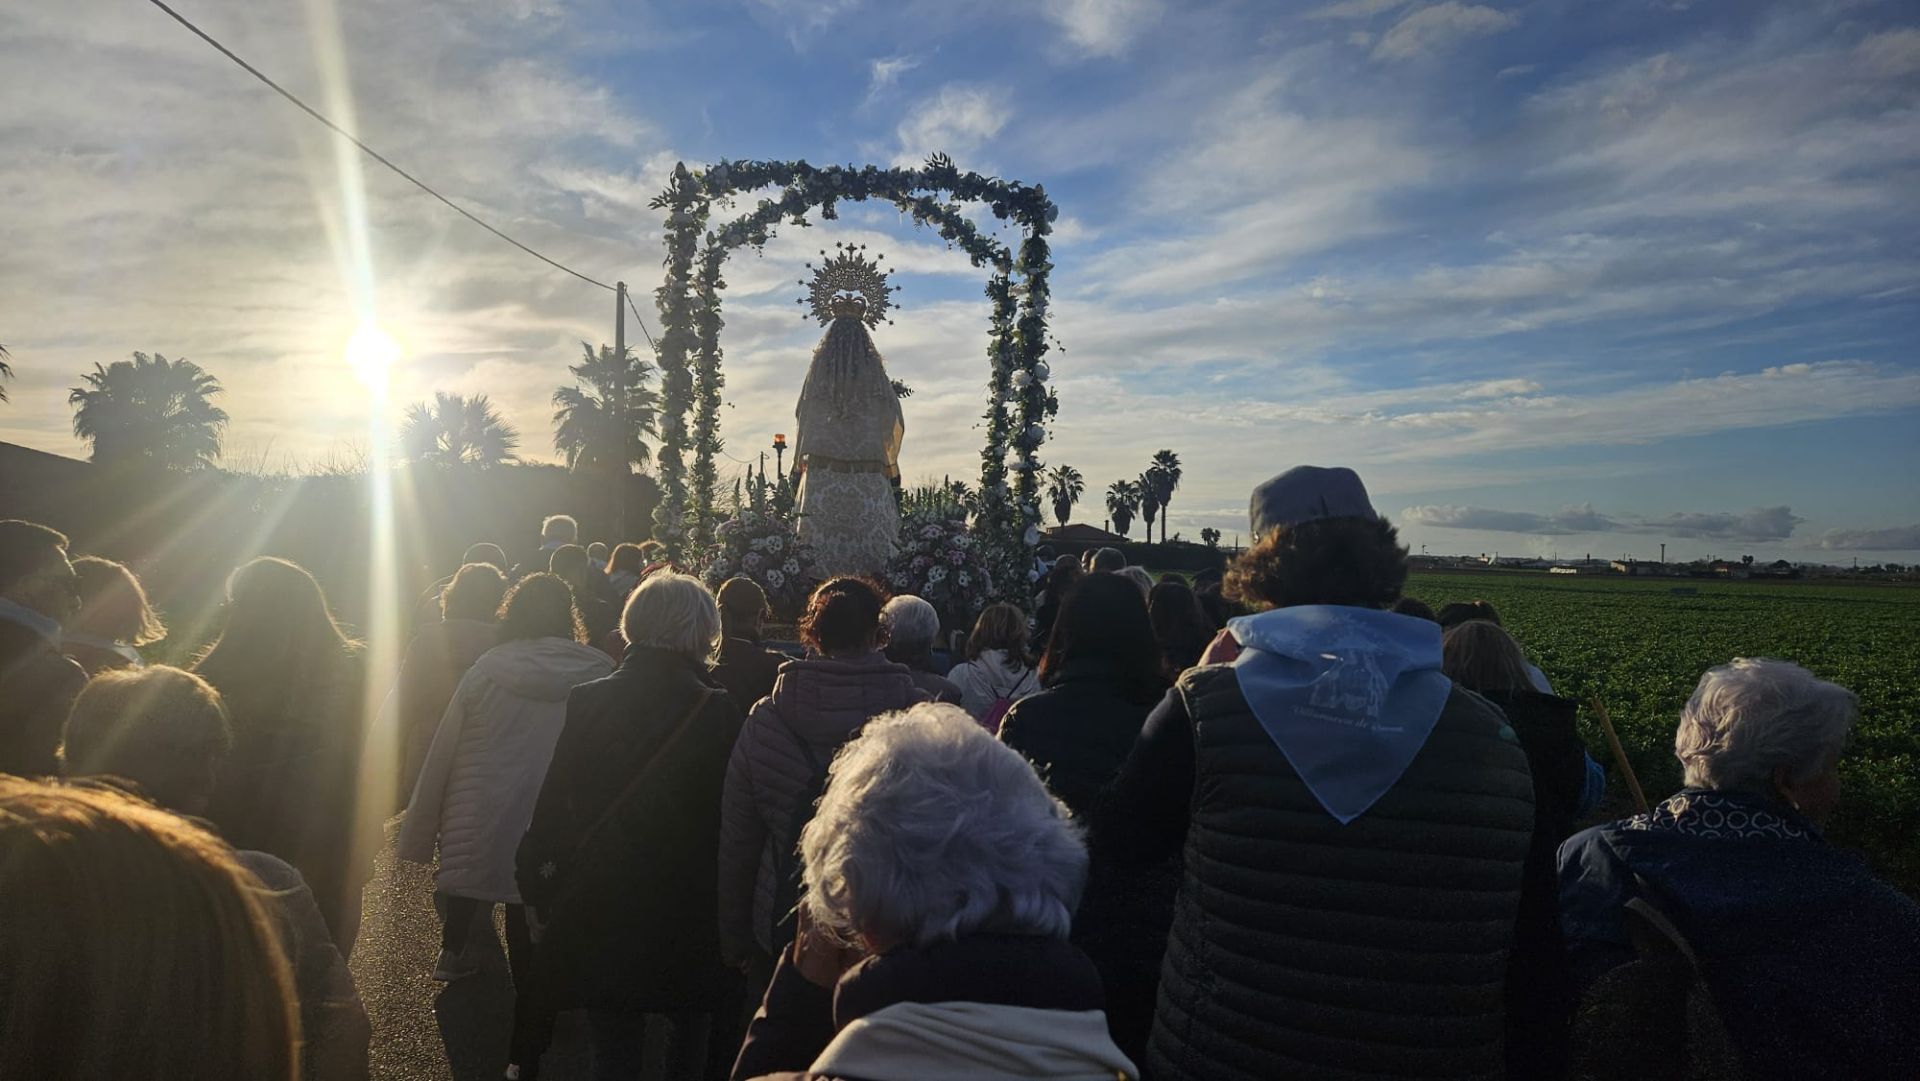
[879,595,961,705]
[732,702,1138,1081]
[1558,658,1920,1079]
[513,571,746,1081]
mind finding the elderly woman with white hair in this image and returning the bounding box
[512,571,747,1081]
[732,702,1138,1081]
[879,595,962,705]
[1558,658,1920,1080]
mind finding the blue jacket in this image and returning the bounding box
[1559,789,1920,1080]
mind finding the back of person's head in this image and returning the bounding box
[965,602,1029,662]
[197,557,357,679]
[1194,580,1240,629]
[586,542,609,563]
[1090,547,1125,573]
[540,514,578,543]
[1149,581,1215,662]
[607,542,646,576]
[716,576,769,640]
[441,562,507,623]
[801,576,890,657]
[461,542,506,571]
[548,543,589,587]
[1225,464,1404,611]
[69,556,166,646]
[1391,596,1438,622]
[0,777,298,1081]
[0,519,73,617]
[622,571,721,662]
[881,595,940,659]
[1674,658,1857,796]
[1441,621,1535,695]
[1040,573,1164,693]
[637,540,665,561]
[1436,600,1502,629]
[61,666,231,814]
[799,702,1086,949]
[1116,565,1154,601]
[497,572,584,643]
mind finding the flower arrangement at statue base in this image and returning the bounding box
[701,509,819,620]
[887,507,997,632]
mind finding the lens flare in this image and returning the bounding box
[344,323,399,392]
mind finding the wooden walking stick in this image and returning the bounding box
[1590,697,1650,816]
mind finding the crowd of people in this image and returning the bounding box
[1,463,1916,1080]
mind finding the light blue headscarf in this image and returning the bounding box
[1228,605,1452,824]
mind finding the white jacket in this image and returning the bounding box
[946,649,1039,722]
[397,637,612,902]
[810,1001,1137,1081]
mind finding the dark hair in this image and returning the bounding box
[1442,621,1536,695]
[1436,600,1502,629]
[1039,574,1167,697]
[0,519,68,594]
[442,562,507,623]
[1149,581,1216,674]
[965,602,1030,662]
[461,542,506,571]
[1224,516,1408,610]
[607,542,646,576]
[1391,596,1438,622]
[0,778,299,1081]
[497,573,586,643]
[1045,556,1084,600]
[1089,547,1126,573]
[547,543,588,583]
[800,576,889,656]
[194,558,360,688]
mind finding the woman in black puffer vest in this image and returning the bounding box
[1096,466,1534,1081]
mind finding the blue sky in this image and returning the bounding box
[1,0,1916,559]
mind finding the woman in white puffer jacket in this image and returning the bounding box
[947,602,1039,732]
[399,572,613,982]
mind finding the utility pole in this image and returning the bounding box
[613,281,628,539]
[1660,542,1666,564]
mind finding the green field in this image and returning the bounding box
[1404,571,1920,894]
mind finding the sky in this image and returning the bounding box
[1,0,1917,562]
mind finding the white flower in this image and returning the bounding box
[957,572,971,586]
[1010,370,1032,390]
[765,568,786,588]
[1024,424,1046,446]
[1024,525,1040,546]
[927,566,948,583]
[1032,362,1049,382]
[783,559,799,574]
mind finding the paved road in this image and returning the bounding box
[351,822,595,1081]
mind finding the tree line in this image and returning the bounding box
[1043,449,1185,543]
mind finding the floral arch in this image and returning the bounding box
[646,154,1059,599]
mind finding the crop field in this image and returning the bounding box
[1404,571,1920,894]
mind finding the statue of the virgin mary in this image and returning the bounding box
[790,244,904,577]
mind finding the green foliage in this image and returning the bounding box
[1106,479,1140,537]
[1406,571,1920,894]
[69,352,228,471]
[1045,463,1084,526]
[551,342,657,475]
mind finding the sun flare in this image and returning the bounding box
[344,323,400,392]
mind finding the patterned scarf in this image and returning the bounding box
[1623,788,1816,841]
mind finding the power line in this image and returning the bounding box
[624,290,659,352]
[146,0,658,349]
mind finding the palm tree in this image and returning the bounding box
[69,352,228,471]
[0,343,12,403]
[1045,464,1085,527]
[1149,449,1182,544]
[400,391,519,468]
[1138,469,1163,544]
[1106,479,1141,537]
[552,341,658,476]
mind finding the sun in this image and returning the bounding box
[344,323,400,392]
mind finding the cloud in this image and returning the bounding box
[1404,503,1803,541]
[745,0,861,46]
[1856,27,1920,77]
[892,84,1011,166]
[1042,0,1164,58]
[1310,0,1413,19]
[1819,524,1920,551]
[1373,3,1518,61]
[866,54,920,102]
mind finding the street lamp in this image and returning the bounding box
[772,433,787,477]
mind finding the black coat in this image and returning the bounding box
[999,657,1176,1067]
[517,644,744,1013]
[711,636,789,714]
[1099,667,1535,1081]
[0,620,86,777]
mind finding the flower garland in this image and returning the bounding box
[700,508,819,620]
[650,155,1058,606]
[887,506,997,632]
